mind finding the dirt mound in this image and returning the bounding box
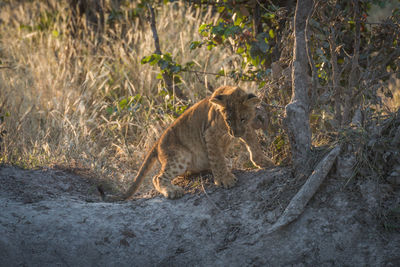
[0,165,399,266]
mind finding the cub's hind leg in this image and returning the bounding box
[152,149,192,199]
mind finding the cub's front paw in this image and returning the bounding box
[252,157,274,169]
[214,173,237,189]
[161,185,184,199]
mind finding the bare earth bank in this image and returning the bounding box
[0,165,399,266]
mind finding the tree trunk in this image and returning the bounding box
[283,0,313,177]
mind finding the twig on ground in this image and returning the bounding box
[200,176,223,212]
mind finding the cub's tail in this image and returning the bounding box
[98,144,158,202]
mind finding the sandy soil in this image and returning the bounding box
[0,164,399,266]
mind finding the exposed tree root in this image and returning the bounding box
[266,145,341,234]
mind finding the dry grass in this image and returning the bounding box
[0,1,261,190]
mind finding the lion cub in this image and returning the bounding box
[100,86,273,200]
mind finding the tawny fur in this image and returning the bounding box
[100,86,273,200]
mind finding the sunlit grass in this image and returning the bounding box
[0,1,261,190]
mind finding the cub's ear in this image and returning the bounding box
[210,94,225,106]
[244,93,260,106]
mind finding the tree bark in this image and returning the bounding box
[283,0,313,177]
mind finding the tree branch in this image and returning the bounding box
[147,4,187,100]
[306,1,319,109]
[343,0,361,125]
[148,4,162,55]
[329,25,342,126]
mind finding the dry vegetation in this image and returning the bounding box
[0,1,399,194]
[0,1,267,190]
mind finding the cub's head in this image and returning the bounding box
[210,86,260,138]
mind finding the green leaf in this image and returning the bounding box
[377,1,386,8]
[20,24,33,31]
[170,65,181,73]
[269,29,275,39]
[189,41,201,50]
[274,135,285,150]
[133,94,142,102]
[149,57,159,66]
[52,30,59,37]
[262,13,275,20]
[176,104,188,115]
[207,43,215,50]
[256,39,269,53]
[211,23,225,36]
[256,32,269,41]
[224,26,241,38]
[159,59,169,70]
[249,43,259,59]
[162,53,173,62]
[184,61,195,68]
[199,24,208,31]
[141,56,151,64]
[106,107,113,115]
[119,99,128,110]
[251,56,260,67]
[199,24,210,36]
[173,75,182,84]
[237,46,245,54]
[141,54,161,65]
[234,16,243,26]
